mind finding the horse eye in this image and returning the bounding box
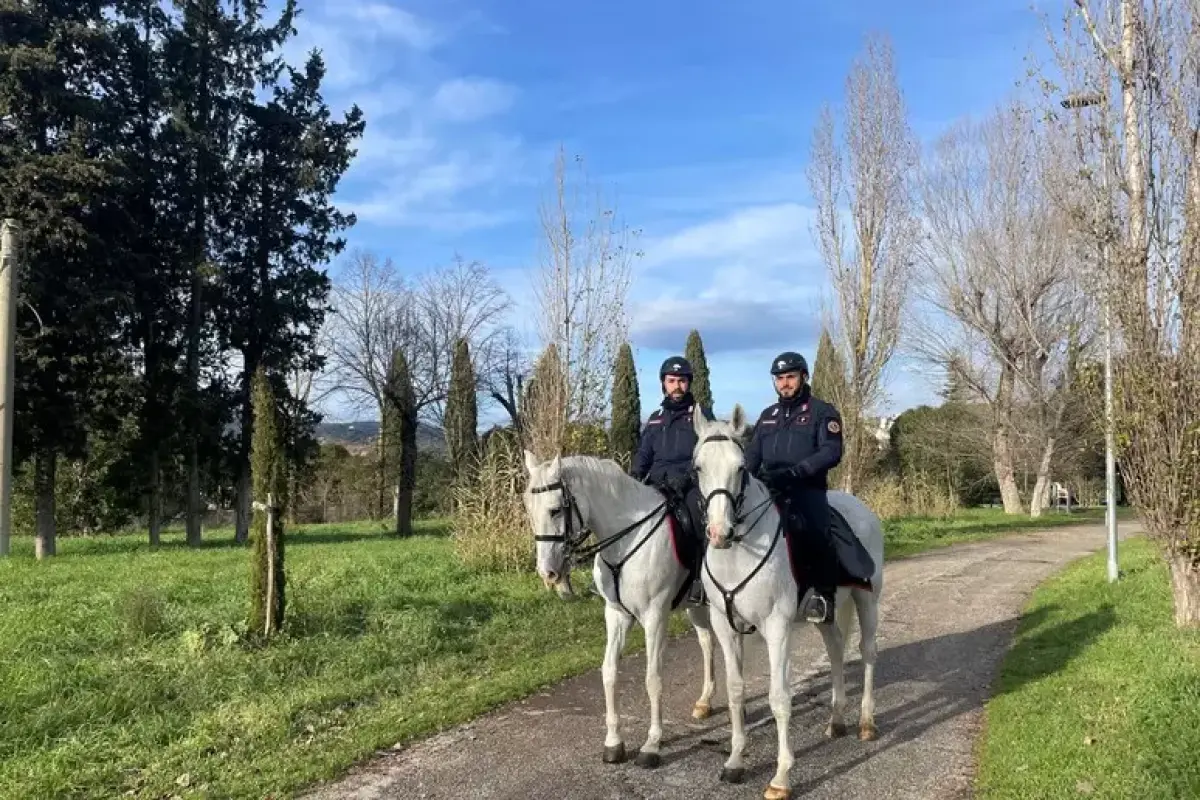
[549,507,563,517]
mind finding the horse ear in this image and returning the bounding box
[550,453,562,474]
[731,403,746,433]
[693,407,708,436]
[523,449,538,474]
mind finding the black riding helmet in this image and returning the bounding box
[770,351,808,376]
[659,356,694,381]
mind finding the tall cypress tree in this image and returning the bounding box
[610,341,641,464]
[249,365,286,636]
[811,326,849,406]
[382,348,417,536]
[684,329,713,409]
[444,338,478,478]
[811,326,849,488]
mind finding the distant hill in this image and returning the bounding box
[315,420,447,456]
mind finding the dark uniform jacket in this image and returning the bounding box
[631,394,715,488]
[745,386,843,491]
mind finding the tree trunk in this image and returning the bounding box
[234,465,251,544]
[1169,553,1200,628]
[34,448,56,559]
[993,424,1024,514]
[395,406,418,537]
[1029,437,1057,518]
[147,447,162,547]
[185,270,203,548]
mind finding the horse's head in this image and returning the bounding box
[522,449,583,598]
[692,404,752,549]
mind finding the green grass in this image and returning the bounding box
[882,505,1129,560]
[0,507,1124,799]
[977,536,1200,799]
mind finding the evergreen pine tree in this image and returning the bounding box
[444,338,478,478]
[2,0,135,558]
[249,366,286,636]
[609,342,641,464]
[684,329,713,409]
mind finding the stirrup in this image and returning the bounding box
[800,588,834,625]
[686,579,706,606]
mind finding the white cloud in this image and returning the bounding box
[274,3,526,231]
[343,135,526,229]
[625,202,831,355]
[640,202,819,270]
[429,77,517,122]
[345,3,441,50]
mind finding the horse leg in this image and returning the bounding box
[854,588,880,741]
[713,613,748,784]
[816,614,848,738]
[636,607,667,768]
[602,603,635,763]
[762,612,795,800]
[686,605,716,720]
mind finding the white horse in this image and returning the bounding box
[522,450,717,767]
[691,407,885,800]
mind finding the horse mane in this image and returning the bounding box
[559,454,661,514]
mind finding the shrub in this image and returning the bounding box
[451,434,533,574]
[861,473,960,520]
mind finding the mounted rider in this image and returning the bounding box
[630,356,714,603]
[745,351,853,625]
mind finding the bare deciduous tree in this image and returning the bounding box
[1047,0,1200,626]
[807,32,919,493]
[912,100,1088,515]
[480,326,528,428]
[324,248,513,515]
[529,147,638,450]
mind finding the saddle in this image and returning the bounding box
[657,490,705,608]
[781,505,875,592]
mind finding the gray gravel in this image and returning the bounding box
[299,521,1133,800]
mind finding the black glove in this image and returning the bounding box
[762,464,807,490]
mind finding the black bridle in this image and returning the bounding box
[528,475,669,616]
[694,431,784,636]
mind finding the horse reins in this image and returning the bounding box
[529,477,669,617]
[695,432,785,636]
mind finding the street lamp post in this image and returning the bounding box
[1062,91,1120,583]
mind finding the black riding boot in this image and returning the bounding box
[791,491,839,625]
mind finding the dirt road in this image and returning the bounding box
[301,522,1130,800]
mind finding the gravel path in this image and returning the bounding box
[301,521,1132,800]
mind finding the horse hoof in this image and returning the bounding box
[719,767,745,784]
[859,722,879,741]
[603,743,626,764]
[692,702,712,720]
[635,751,661,769]
[825,721,847,738]
[764,784,792,800]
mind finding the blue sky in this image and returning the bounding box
[278,0,1054,425]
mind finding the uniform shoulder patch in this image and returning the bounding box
[827,419,841,434]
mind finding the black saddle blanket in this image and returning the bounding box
[784,506,875,590]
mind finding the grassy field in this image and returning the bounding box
[881,504,1121,559]
[976,536,1200,799]
[0,506,1119,799]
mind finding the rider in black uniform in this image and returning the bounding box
[630,356,714,604]
[744,351,843,624]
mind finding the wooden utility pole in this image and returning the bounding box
[0,220,19,557]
